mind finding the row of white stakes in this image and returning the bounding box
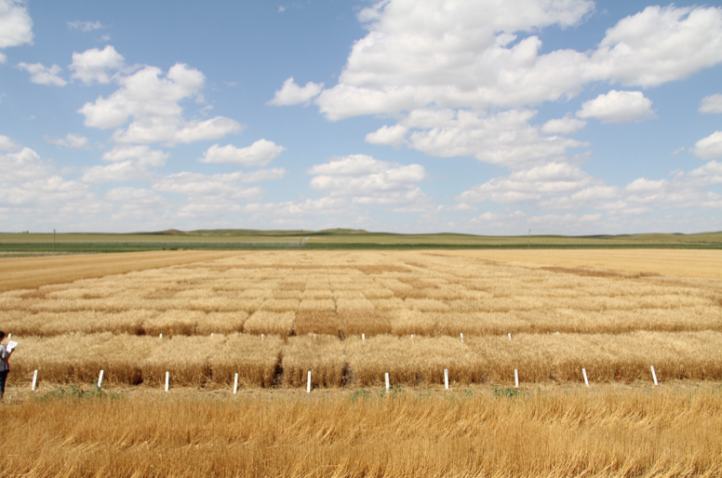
[303,365,660,393]
[28,365,661,393]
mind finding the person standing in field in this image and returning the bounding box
[0,331,12,399]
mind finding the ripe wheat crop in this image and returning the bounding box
[1,387,721,478]
[282,335,345,387]
[209,333,282,387]
[1,249,721,390]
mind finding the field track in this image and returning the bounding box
[0,250,245,292]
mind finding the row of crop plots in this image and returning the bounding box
[11,330,722,388]
[3,251,721,389]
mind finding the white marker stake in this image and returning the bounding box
[165,371,170,392]
[514,369,519,388]
[362,333,365,342]
[7,334,10,341]
[582,368,589,387]
[233,373,239,394]
[97,370,104,388]
[460,333,464,344]
[444,369,449,390]
[411,334,414,342]
[385,373,390,393]
[159,333,162,339]
[651,366,658,386]
[307,371,312,393]
[508,333,512,340]
[31,370,38,391]
[261,334,264,342]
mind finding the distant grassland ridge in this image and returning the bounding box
[0,229,720,252]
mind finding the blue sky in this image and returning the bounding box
[1,0,721,235]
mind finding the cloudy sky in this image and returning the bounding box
[1,0,722,235]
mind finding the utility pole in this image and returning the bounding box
[53,229,56,252]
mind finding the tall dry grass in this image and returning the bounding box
[338,310,391,336]
[209,333,282,387]
[346,335,482,386]
[466,331,722,383]
[9,330,722,388]
[196,311,248,335]
[243,310,295,337]
[12,333,159,385]
[2,250,720,340]
[143,309,205,336]
[294,310,340,336]
[2,387,721,478]
[141,335,218,386]
[282,335,345,387]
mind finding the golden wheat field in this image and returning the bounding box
[3,250,722,388]
[1,249,722,477]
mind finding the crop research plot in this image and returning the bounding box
[1,249,721,477]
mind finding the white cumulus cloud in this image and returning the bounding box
[268,77,323,106]
[81,145,168,183]
[541,117,586,135]
[576,90,655,123]
[199,140,285,166]
[457,162,597,204]
[79,63,242,144]
[47,133,90,149]
[0,147,53,181]
[0,147,92,210]
[691,131,722,160]
[306,2,722,121]
[365,124,408,147]
[17,62,66,86]
[406,109,587,169]
[152,171,277,199]
[699,94,722,114]
[70,45,124,84]
[308,154,430,208]
[590,5,722,87]
[67,20,104,31]
[0,134,20,151]
[0,0,33,51]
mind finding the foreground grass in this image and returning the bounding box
[1,384,720,477]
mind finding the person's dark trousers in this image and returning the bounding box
[0,370,8,398]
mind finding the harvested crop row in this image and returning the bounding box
[9,331,722,387]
